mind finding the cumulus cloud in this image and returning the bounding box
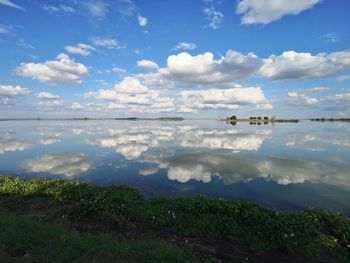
[0,136,31,154]
[180,85,269,110]
[180,129,267,152]
[164,50,263,83]
[0,84,30,97]
[71,103,83,110]
[15,53,89,84]
[64,43,95,56]
[84,76,178,113]
[137,60,159,70]
[137,14,148,27]
[287,91,318,105]
[236,0,321,25]
[20,153,91,177]
[203,7,224,29]
[260,51,343,80]
[0,0,25,10]
[86,128,156,160]
[257,157,350,188]
[165,153,259,184]
[36,92,60,100]
[173,42,197,51]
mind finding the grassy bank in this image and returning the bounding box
[1,176,349,262]
[0,212,196,263]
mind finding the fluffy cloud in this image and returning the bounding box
[164,50,263,83]
[137,14,148,27]
[20,153,91,177]
[64,43,95,56]
[85,76,178,113]
[36,92,60,100]
[257,157,350,187]
[180,85,269,110]
[180,129,267,152]
[203,7,224,29]
[287,91,318,105]
[260,51,343,80]
[165,153,259,184]
[0,0,25,10]
[236,0,321,25]
[71,103,83,110]
[15,54,89,84]
[92,37,122,49]
[0,84,30,97]
[0,136,31,154]
[137,60,159,70]
[173,42,197,51]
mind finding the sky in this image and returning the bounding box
[1,0,350,119]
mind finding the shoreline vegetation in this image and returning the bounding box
[1,176,349,262]
[0,117,184,122]
[310,118,350,122]
[222,116,299,124]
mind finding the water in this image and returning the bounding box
[1,119,350,215]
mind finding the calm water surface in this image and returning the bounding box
[1,120,349,214]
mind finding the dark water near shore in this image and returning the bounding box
[1,119,350,215]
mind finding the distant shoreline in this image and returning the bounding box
[0,117,185,122]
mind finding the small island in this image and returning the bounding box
[222,115,299,125]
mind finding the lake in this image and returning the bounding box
[1,119,349,215]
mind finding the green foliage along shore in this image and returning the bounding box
[1,176,350,262]
[0,212,196,263]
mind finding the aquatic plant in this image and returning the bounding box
[0,176,349,262]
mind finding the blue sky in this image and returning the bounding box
[1,0,350,118]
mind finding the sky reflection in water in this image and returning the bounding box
[0,120,350,214]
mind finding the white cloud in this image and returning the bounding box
[92,37,122,49]
[0,84,30,97]
[139,167,159,176]
[117,0,136,18]
[0,0,25,10]
[15,53,89,84]
[260,51,341,80]
[84,0,107,18]
[36,92,60,100]
[203,7,224,29]
[287,91,318,105]
[137,60,159,70]
[64,43,95,56]
[0,137,31,154]
[84,76,180,113]
[0,26,8,34]
[71,103,83,110]
[180,85,268,110]
[43,4,75,14]
[137,14,148,27]
[173,42,197,51]
[20,153,91,177]
[236,0,321,25]
[257,157,350,188]
[164,50,263,83]
[112,67,127,75]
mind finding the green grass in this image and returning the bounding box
[0,212,196,263]
[1,176,350,262]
